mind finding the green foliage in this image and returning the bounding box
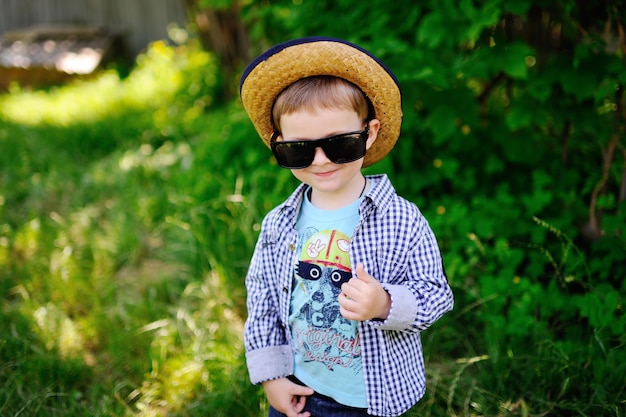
[1,0,625,416]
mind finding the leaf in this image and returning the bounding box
[527,77,553,102]
[403,64,450,88]
[505,105,533,130]
[499,43,534,79]
[505,96,547,130]
[426,105,458,144]
[559,68,598,101]
[417,11,446,48]
[521,190,553,214]
[461,0,502,42]
[502,1,532,15]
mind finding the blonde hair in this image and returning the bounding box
[272,76,372,132]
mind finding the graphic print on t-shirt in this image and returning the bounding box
[291,228,361,374]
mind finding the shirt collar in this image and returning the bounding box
[362,174,394,211]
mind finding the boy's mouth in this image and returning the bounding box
[313,169,338,177]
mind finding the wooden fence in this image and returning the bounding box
[0,0,188,56]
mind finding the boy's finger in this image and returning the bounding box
[292,386,314,397]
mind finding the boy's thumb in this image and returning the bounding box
[355,263,377,283]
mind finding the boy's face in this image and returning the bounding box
[278,107,379,202]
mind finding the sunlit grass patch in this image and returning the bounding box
[0,40,217,128]
[128,271,262,416]
[2,72,127,125]
[0,36,241,416]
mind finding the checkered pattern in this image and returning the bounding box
[244,174,454,417]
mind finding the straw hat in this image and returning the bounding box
[239,36,402,167]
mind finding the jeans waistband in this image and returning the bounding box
[287,375,367,411]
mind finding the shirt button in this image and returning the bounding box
[282,287,289,293]
[288,244,295,251]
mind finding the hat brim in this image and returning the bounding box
[240,37,402,168]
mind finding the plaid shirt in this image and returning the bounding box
[244,174,453,417]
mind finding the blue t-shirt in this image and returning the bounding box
[289,190,367,408]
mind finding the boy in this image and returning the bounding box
[240,37,453,417]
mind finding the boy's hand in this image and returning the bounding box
[262,377,314,417]
[339,263,391,321]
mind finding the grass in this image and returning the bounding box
[1,40,624,417]
[0,40,264,417]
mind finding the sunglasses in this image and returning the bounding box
[270,127,369,169]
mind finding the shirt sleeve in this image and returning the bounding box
[243,219,295,384]
[364,205,453,332]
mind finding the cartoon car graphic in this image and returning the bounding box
[296,229,352,288]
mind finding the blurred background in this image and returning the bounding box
[0,1,624,416]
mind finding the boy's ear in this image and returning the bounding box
[366,119,381,150]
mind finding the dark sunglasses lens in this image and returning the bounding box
[271,142,314,168]
[270,130,367,168]
[323,133,366,164]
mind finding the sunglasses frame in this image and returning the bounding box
[270,127,369,169]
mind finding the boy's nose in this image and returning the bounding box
[312,146,331,165]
